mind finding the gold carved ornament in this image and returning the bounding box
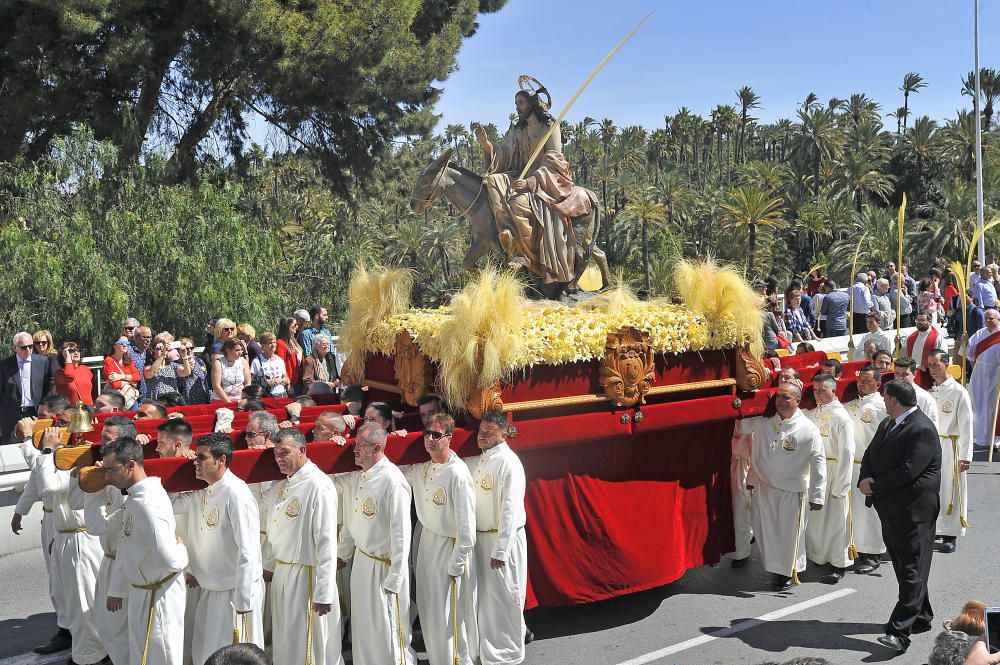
[599,326,655,408]
[467,382,504,420]
[393,330,434,407]
[735,344,771,392]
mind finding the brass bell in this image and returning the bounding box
[67,401,94,435]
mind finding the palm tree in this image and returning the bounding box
[739,160,790,196]
[736,86,761,164]
[792,107,845,196]
[900,72,926,133]
[961,68,1000,130]
[888,107,908,135]
[720,185,786,274]
[836,150,896,212]
[657,171,691,229]
[797,193,852,260]
[622,186,667,295]
[903,116,939,175]
[941,109,979,181]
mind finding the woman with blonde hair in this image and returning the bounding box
[32,330,58,360]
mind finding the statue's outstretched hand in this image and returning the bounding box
[473,123,489,146]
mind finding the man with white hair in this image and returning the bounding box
[746,381,827,591]
[873,278,894,329]
[903,313,946,371]
[0,331,53,443]
[265,427,342,665]
[973,267,998,309]
[338,423,415,665]
[851,273,875,334]
[804,373,855,584]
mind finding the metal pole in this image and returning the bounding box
[975,0,986,263]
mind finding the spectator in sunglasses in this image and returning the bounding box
[129,325,153,398]
[32,330,58,362]
[54,341,94,405]
[104,335,142,409]
[1,331,54,442]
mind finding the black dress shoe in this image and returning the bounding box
[524,627,534,644]
[731,557,749,569]
[35,628,72,655]
[877,634,908,652]
[879,552,892,562]
[854,557,880,575]
[820,568,845,584]
[939,538,957,553]
[772,574,793,591]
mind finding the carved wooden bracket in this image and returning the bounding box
[467,382,504,419]
[735,344,771,391]
[393,330,434,407]
[600,326,655,408]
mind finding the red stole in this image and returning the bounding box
[973,329,1000,359]
[906,327,939,368]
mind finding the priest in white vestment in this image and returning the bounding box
[967,309,1000,447]
[403,413,478,665]
[844,364,889,574]
[746,381,827,591]
[338,424,416,665]
[464,411,529,665]
[105,437,189,665]
[35,426,108,665]
[893,358,939,427]
[804,373,856,583]
[172,433,265,664]
[902,313,947,370]
[927,351,974,551]
[265,428,343,665]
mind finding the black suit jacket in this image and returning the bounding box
[0,353,53,441]
[859,408,941,523]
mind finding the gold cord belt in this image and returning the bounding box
[104,551,116,560]
[42,507,53,513]
[58,527,87,533]
[132,572,180,665]
[476,528,498,533]
[853,460,862,465]
[359,548,391,565]
[825,457,838,462]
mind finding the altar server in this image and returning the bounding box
[844,364,888,574]
[464,410,529,665]
[926,351,973,552]
[967,308,1000,447]
[172,433,264,664]
[265,428,343,665]
[35,427,109,665]
[804,373,856,584]
[337,424,415,665]
[893,358,939,427]
[746,381,827,591]
[403,413,477,665]
[105,437,189,665]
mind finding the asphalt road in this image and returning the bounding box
[2,450,999,665]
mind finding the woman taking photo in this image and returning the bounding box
[144,334,192,400]
[251,333,291,398]
[275,316,303,394]
[212,339,251,403]
[55,342,94,405]
[104,335,141,408]
[177,337,210,404]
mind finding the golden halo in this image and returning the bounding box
[517,75,552,111]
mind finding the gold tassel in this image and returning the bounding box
[961,515,970,528]
[846,482,858,561]
[848,544,858,561]
[790,492,805,586]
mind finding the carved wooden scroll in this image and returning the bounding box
[600,326,655,408]
[393,331,434,407]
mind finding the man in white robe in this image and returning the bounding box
[730,420,754,568]
[893,358,939,427]
[967,308,1000,448]
[105,436,189,665]
[804,373,856,583]
[244,411,278,643]
[35,425,109,665]
[337,424,415,665]
[172,433,265,664]
[464,411,529,665]
[849,312,895,362]
[746,381,827,591]
[844,364,889,574]
[403,413,477,665]
[903,312,947,371]
[265,428,343,665]
[927,351,974,552]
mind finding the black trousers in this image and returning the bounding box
[851,313,869,334]
[879,515,935,644]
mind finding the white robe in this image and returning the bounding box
[172,471,265,664]
[337,457,415,665]
[82,484,130,665]
[845,393,888,555]
[913,383,940,428]
[904,327,947,369]
[850,330,895,361]
[265,460,343,665]
[804,401,856,568]
[248,481,273,643]
[465,443,528,665]
[330,474,353,634]
[14,443,69,631]
[747,410,827,577]
[109,477,189,665]
[404,455,478,665]
[969,326,1000,446]
[36,455,107,665]
[732,420,755,559]
[930,377,974,537]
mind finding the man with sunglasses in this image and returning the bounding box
[171,433,264,663]
[400,413,476,665]
[0,331,54,443]
[128,325,153,399]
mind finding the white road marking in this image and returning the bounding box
[0,650,70,665]
[614,587,857,665]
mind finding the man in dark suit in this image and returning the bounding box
[0,331,53,443]
[859,379,942,653]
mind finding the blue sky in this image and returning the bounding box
[431,0,999,131]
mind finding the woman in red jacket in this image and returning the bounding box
[275,316,304,394]
[103,335,142,408]
[54,342,94,405]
